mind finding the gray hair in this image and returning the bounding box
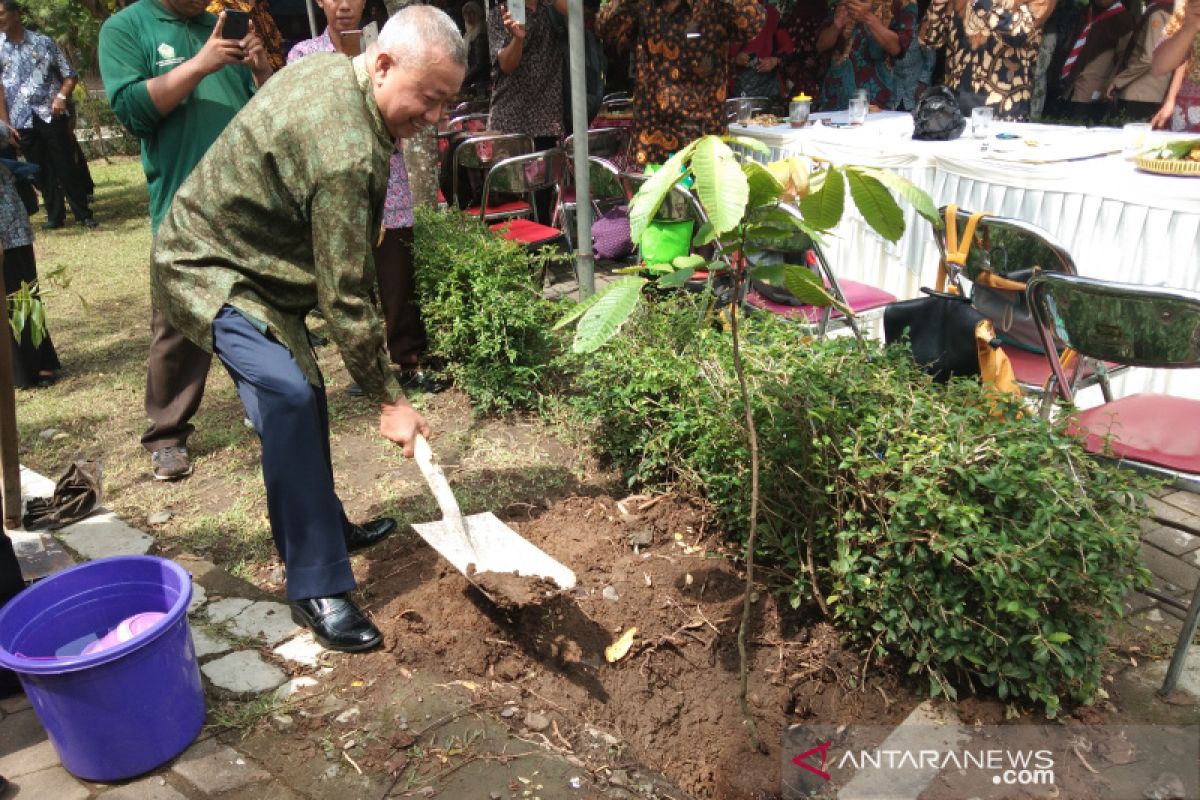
[375,5,467,69]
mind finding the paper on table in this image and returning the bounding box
[983,131,1124,164]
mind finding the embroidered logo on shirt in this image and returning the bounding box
[157,42,176,60]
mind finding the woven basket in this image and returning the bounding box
[1135,156,1200,177]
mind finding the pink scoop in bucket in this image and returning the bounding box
[81,612,167,656]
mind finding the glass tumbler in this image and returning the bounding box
[971,106,994,139]
[789,99,810,128]
[847,98,868,126]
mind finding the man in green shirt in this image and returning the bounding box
[152,6,466,652]
[99,0,272,481]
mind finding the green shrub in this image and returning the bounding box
[568,296,1151,715]
[413,206,566,413]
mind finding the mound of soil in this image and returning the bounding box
[342,493,918,799]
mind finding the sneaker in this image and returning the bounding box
[151,446,193,481]
[79,217,99,229]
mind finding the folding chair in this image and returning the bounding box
[1027,271,1200,696]
[450,99,489,116]
[600,96,633,115]
[445,113,490,134]
[479,147,568,252]
[741,203,896,341]
[556,155,630,252]
[934,206,1122,411]
[451,133,535,219]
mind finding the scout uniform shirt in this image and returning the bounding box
[99,0,257,230]
[150,53,403,405]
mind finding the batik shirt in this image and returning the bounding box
[206,0,286,70]
[152,53,403,405]
[487,0,565,137]
[597,0,765,166]
[821,0,918,109]
[287,30,414,229]
[0,30,76,129]
[919,0,1054,121]
[0,125,31,251]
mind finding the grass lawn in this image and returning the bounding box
[20,157,590,582]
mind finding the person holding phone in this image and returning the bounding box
[99,0,274,482]
[0,0,97,230]
[288,0,438,394]
[207,0,286,70]
[487,0,568,222]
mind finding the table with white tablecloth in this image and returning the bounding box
[729,112,1200,400]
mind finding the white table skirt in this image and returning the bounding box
[730,113,1200,400]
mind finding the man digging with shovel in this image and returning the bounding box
[151,6,466,652]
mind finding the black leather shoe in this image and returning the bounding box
[400,369,450,394]
[290,595,382,652]
[344,516,397,552]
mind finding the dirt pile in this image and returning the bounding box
[336,493,917,799]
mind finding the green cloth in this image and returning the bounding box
[98,0,256,231]
[151,53,403,405]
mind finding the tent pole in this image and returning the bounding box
[566,0,593,297]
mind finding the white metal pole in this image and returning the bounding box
[566,0,593,297]
[304,0,319,38]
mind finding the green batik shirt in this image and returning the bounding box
[151,52,403,405]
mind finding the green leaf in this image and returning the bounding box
[783,265,851,316]
[571,276,648,353]
[656,267,697,288]
[747,261,787,283]
[693,220,716,246]
[721,134,770,156]
[743,160,784,210]
[690,136,749,235]
[628,143,697,243]
[798,166,844,231]
[553,284,608,330]
[1045,632,1072,644]
[672,254,707,270]
[848,165,941,229]
[845,170,904,242]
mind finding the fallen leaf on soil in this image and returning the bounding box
[605,627,637,663]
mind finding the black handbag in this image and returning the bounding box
[884,289,990,381]
[912,86,966,141]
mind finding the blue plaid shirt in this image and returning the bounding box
[0,30,76,129]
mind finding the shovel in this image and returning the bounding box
[410,435,577,599]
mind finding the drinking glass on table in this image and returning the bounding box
[1123,122,1152,150]
[971,106,994,139]
[847,98,868,126]
[736,98,755,125]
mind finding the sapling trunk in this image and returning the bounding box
[729,249,766,754]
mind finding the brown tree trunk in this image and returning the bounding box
[402,127,440,209]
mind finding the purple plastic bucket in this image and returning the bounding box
[0,555,204,781]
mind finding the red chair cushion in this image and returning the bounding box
[490,218,563,245]
[465,200,531,217]
[1002,347,1116,389]
[745,281,896,323]
[1071,394,1200,474]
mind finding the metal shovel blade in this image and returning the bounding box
[411,512,577,590]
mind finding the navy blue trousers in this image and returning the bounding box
[212,306,355,600]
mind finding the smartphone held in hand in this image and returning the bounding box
[222,9,250,40]
[509,0,526,26]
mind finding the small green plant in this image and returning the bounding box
[569,298,1150,716]
[558,134,940,748]
[412,206,567,414]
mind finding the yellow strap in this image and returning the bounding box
[973,271,1029,293]
[938,205,992,293]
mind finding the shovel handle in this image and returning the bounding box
[412,434,473,545]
